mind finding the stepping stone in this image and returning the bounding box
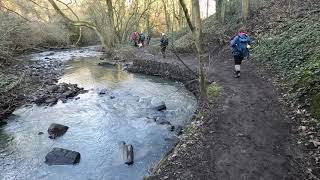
[45,148,80,165]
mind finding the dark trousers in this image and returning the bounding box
[234,55,244,65]
[161,46,167,58]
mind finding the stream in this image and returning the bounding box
[0,46,197,180]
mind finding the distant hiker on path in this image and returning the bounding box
[130,32,139,47]
[146,34,151,45]
[160,33,169,58]
[230,28,251,78]
[139,32,145,47]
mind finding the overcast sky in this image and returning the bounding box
[200,0,216,18]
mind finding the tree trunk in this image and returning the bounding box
[242,0,250,21]
[221,0,226,22]
[106,0,117,47]
[216,0,223,20]
[192,0,207,100]
[206,0,209,18]
[179,0,207,101]
[178,2,184,28]
[162,0,171,32]
[144,0,151,34]
[191,0,195,25]
[172,0,176,31]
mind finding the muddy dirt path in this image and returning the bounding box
[142,48,305,180]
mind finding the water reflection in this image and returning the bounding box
[60,57,129,89]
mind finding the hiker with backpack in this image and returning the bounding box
[160,33,169,58]
[139,32,145,47]
[130,32,139,47]
[230,28,251,78]
[146,34,151,45]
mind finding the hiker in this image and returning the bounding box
[230,28,251,78]
[130,32,139,47]
[139,32,145,47]
[146,34,151,45]
[160,33,169,58]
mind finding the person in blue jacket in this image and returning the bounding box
[230,28,251,78]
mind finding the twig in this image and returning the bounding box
[0,5,32,22]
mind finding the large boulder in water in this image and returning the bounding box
[47,123,69,139]
[45,148,80,165]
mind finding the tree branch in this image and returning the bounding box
[178,0,194,31]
[48,0,95,28]
[0,5,32,22]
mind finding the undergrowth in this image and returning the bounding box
[207,83,223,99]
[253,13,320,118]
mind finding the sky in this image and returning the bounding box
[199,0,216,18]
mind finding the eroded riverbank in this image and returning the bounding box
[0,46,103,122]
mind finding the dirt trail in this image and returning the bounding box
[144,48,305,180]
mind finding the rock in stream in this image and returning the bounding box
[45,148,80,165]
[48,123,69,139]
[32,83,87,106]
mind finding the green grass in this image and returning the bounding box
[207,83,223,98]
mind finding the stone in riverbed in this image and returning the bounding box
[46,52,55,56]
[155,117,171,125]
[125,144,134,165]
[45,148,80,165]
[48,123,69,139]
[62,90,75,98]
[168,125,175,131]
[175,126,183,136]
[0,121,8,126]
[98,62,117,67]
[120,142,134,165]
[45,98,58,106]
[154,101,166,111]
[98,88,107,95]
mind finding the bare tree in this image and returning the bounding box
[242,0,250,20]
[179,0,207,100]
[47,0,111,49]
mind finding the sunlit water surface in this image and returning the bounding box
[0,48,197,180]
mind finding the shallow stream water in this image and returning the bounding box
[0,47,197,180]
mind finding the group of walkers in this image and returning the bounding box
[129,28,251,78]
[130,32,169,58]
[130,32,151,47]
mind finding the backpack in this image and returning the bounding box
[140,33,145,41]
[161,37,168,46]
[236,35,250,57]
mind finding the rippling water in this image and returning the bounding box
[0,48,197,180]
